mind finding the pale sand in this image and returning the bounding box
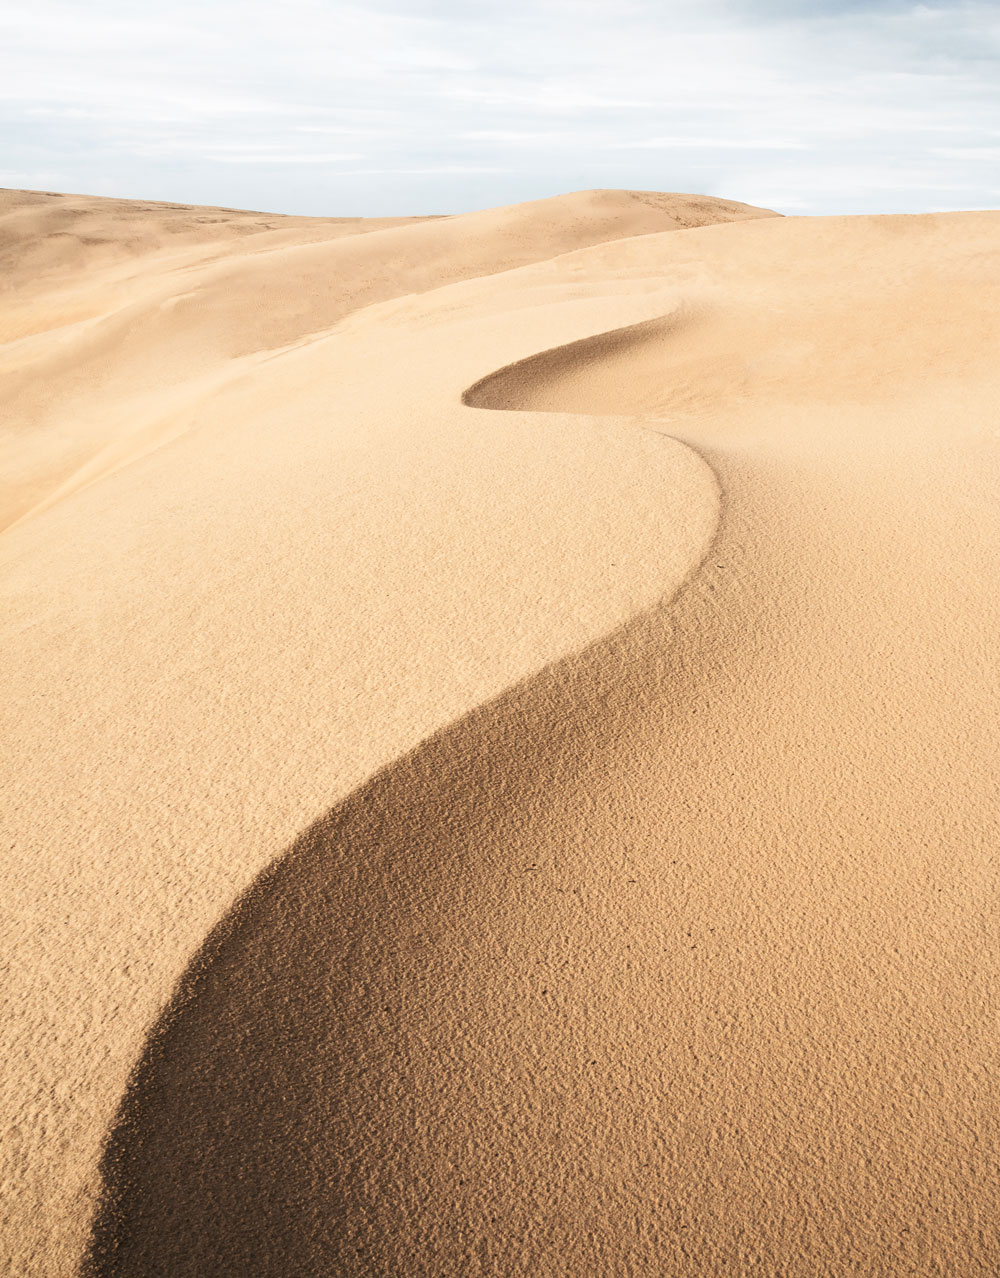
[1,188,998,1275]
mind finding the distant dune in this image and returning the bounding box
[0,187,775,531]
[2,186,998,1276]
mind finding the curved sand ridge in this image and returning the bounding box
[3,199,999,1274]
[0,191,747,1275]
[85,212,1000,1275]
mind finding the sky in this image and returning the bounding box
[2,0,998,217]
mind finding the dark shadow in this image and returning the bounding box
[85,311,725,1275]
[463,314,690,413]
[83,600,708,1277]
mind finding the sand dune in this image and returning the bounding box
[0,187,772,530]
[2,189,999,1275]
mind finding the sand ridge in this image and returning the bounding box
[3,193,1000,1275]
[1,188,757,1276]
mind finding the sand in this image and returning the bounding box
[1,186,998,1275]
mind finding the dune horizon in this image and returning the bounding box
[2,182,999,1276]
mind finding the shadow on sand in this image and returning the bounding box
[83,598,709,1276]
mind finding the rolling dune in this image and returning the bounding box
[3,191,999,1275]
[0,187,772,530]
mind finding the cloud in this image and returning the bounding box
[609,138,812,152]
[1,0,998,215]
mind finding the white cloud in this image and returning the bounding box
[1,0,998,215]
[332,166,510,175]
[0,169,71,187]
[199,153,367,166]
[609,138,812,151]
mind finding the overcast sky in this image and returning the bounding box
[2,0,998,216]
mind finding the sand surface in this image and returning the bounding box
[2,186,998,1275]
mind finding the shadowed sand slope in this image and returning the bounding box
[3,201,1000,1275]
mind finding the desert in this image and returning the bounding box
[2,182,999,1275]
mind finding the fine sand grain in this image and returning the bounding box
[2,188,998,1276]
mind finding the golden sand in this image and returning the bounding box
[2,187,997,1275]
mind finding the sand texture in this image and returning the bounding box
[2,186,998,1276]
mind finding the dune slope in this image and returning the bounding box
[3,196,1000,1276]
[1,188,755,1276]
